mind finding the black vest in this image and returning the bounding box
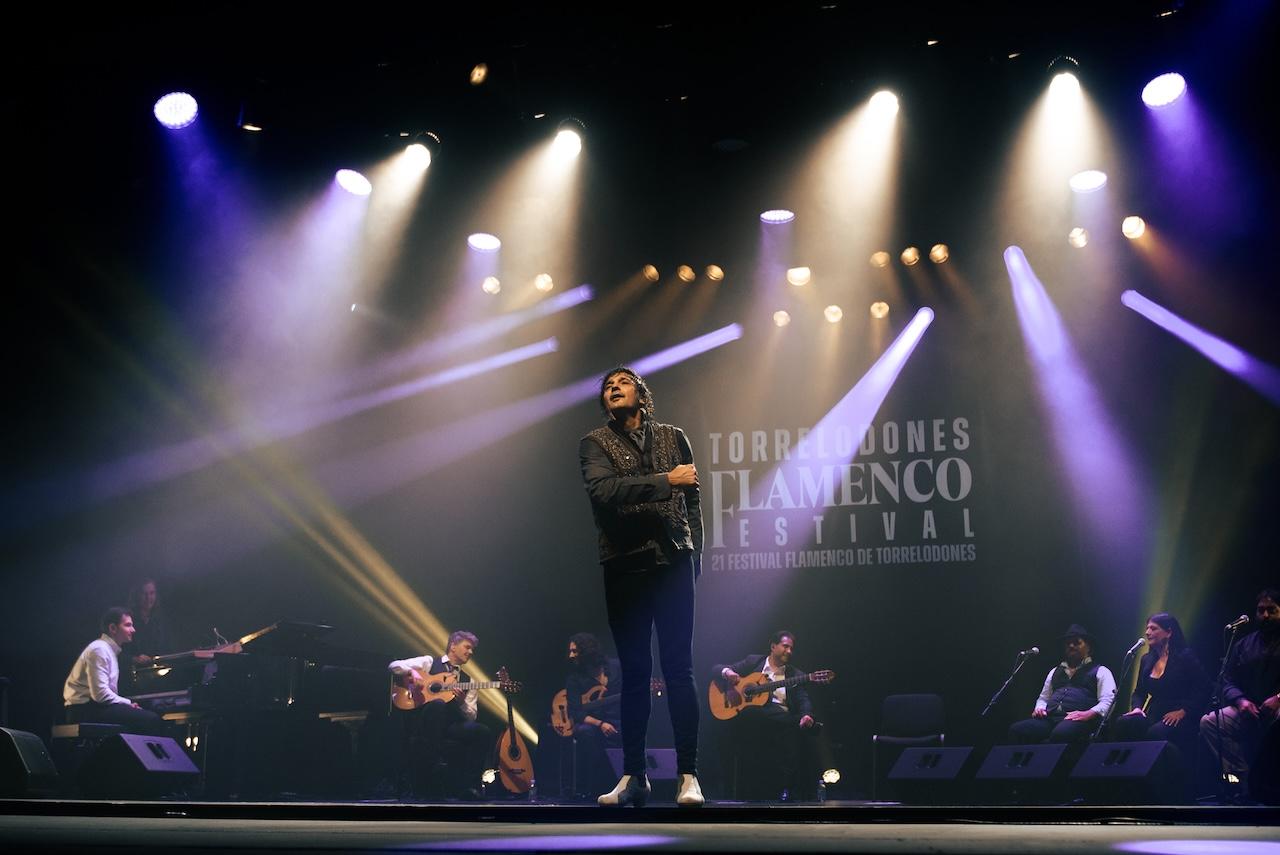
[1047,661,1101,714]
[583,421,695,564]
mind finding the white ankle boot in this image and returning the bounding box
[676,773,704,806]
[597,773,650,807]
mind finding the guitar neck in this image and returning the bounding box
[757,673,812,692]
[453,681,506,691]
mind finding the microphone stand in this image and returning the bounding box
[1210,624,1245,803]
[1093,644,1142,741]
[981,651,1034,719]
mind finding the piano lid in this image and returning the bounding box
[236,620,336,656]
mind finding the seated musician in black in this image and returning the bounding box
[63,607,165,735]
[1115,612,1208,753]
[388,630,491,800]
[126,577,174,665]
[1007,624,1117,744]
[564,632,623,798]
[713,630,816,800]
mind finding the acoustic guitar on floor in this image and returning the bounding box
[707,669,835,720]
[391,665,521,711]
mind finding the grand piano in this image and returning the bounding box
[128,621,391,798]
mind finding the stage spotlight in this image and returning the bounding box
[870,301,890,319]
[869,90,900,117]
[1069,169,1107,193]
[822,769,842,785]
[468,232,502,252]
[534,273,555,292]
[470,63,489,86]
[773,310,791,327]
[676,265,696,283]
[236,101,263,132]
[642,265,660,283]
[824,305,844,323]
[870,251,891,269]
[901,246,920,266]
[1122,216,1146,239]
[760,209,796,224]
[154,92,198,129]
[929,244,949,264]
[481,276,501,295]
[706,265,725,281]
[1068,227,1089,248]
[1142,72,1186,108]
[786,266,812,287]
[402,131,441,171]
[335,169,373,196]
[403,143,431,171]
[552,118,585,160]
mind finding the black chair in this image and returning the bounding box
[871,693,945,799]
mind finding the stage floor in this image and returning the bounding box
[2,800,1278,853]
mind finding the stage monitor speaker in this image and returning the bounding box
[974,743,1072,805]
[1069,740,1179,804]
[606,748,677,780]
[885,747,973,804]
[888,746,972,781]
[0,727,59,797]
[80,733,199,798]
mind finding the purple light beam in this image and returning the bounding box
[1122,289,1280,405]
[1005,246,1151,565]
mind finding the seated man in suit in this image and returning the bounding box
[388,630,491,800]
[1007,623,1117,744]
[713,630,816,800]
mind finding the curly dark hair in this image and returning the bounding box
[770,629,796,646]
[598,367,654,421]
[1147,613,1186,653]
[569,632,604,672]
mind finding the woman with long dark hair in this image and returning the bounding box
[1115,612,1208,747]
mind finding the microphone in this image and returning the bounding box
[1126,638,1145,657]
[1225,615,1250,631]
[1018,646,1040,658]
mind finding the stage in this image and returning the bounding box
[3,800,1279,853]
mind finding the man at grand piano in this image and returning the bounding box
[63,606,165,735]
[388,630,491,800]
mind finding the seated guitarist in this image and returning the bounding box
[565,632,622,798]
[714,630,816,800]
[388,630,492,800]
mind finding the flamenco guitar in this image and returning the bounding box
[391,665,521,711]
[707,669,835,720]
[550,678,666,737]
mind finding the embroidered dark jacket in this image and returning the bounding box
[579,419,703,571]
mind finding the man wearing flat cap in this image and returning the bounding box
[1007,624,1117,744]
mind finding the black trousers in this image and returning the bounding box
[733,703,814,793]
[603,553,699,776]
[1007,714,1096,744]
[404,701,492,795]
[66,700,164,735]
[573,721,623,795]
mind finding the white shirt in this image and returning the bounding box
[388,653,478,721]
[63,634,129,707]
[1034,657,1117,718]
[761,657,789,710]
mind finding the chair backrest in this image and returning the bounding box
[880,693,944,738]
